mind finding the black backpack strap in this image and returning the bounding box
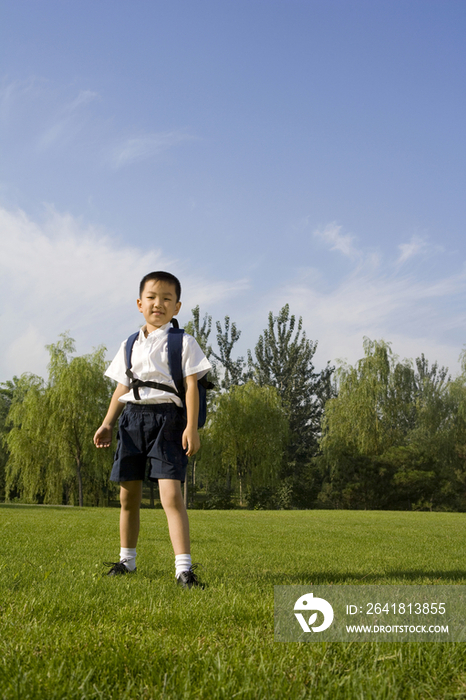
[199,375,215,391]
[125,331,140,370]
[124,330,179,401]
[167,328,215,427]
[124,331,141,399]
[126,376,179,401]
[167,328,185,400]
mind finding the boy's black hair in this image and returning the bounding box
[139,271,182,302]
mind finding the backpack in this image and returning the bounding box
[124,321,214,428]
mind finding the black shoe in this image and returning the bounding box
[104,559,136,576]
[176,564,204,589]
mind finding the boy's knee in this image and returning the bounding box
[159,480,183,510]
[119,481,142,509]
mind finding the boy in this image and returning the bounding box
[93,271,211,587]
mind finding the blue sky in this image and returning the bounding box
[1,0,465,381]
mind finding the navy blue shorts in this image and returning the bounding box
[110,403,188,483]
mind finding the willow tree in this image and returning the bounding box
[4,374,50,502]
[429,349,466,510]
[318,339,416,507]
[199,381,288,505]
[6,333,114,506]
[0,375,29,501]
[318,338,458,510]
[322,339,416,458]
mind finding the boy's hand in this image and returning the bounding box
[93,425,113,448]
[182,426,200,457]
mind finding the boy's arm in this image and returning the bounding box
[182,373,201,457]
[93,383,128,448]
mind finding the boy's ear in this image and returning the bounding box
[174,301,182,316]
[136,298,143,313]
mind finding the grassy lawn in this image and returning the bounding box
[1,505,466,699]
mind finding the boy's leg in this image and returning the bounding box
[158,479,190,555]
[120,479,143,547]
[159,479,202,587]
[105,480,142,575]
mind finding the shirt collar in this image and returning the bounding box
[140,322,172,339]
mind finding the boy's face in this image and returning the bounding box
[137,279,181,332]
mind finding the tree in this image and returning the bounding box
[0,376,29,501]
[183,306,213,357]
[211,316,246,390]
[427,349,466,511]
[391,353,457,510]
[247,304,334,499]
[5,333,115,506]
[182,307,218,506]
[318,339,418,508]
[318,338,461,510]
[322,339,416,457]
[198,381,288,506]
[2,374,48,502]
[183,305,219,390]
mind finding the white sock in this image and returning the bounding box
[120,547,137,571]
[175,553,192,578]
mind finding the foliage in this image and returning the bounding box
[4,314,466,513]
[183,305,214,360]
[203,482,235,510]
[183,305,219,397]
[246,485,277,510]
[198,381,288,505]
[318,338,466,511]
[211,315,246,389]
[321,339,414,458]
[247,304,334,505]
[2,374,48,503]
[0,376,28,501]
[5,334,115,506]
[442,349,466,510]
[246,475,295,510]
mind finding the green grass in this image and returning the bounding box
[1,505,466,699]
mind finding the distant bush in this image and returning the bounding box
[204,483,235,510]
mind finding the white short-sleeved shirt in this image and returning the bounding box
[105,322,212,406]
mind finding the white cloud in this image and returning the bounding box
[397,235,426,264]
[66,90,98,113]
[260,239,466,376]
[0,77,44,122]
[111,130,195,168]
[396,234,444,266]
[0,205,248,381]
[37,90,99,151]
[1,206,463,383]
[313,222,358,258]
[1,79,194,170]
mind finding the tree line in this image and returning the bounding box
[317,339,466,512]
[1,306,465,511]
